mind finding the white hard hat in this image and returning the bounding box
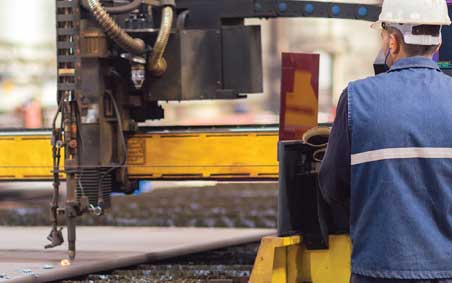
[373,0,451,45]
[377,0,451,26]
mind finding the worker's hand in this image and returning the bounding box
[302,127,331,162]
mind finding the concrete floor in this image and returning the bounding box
[0,227,275,282]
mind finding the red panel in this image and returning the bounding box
[279,53,320,141]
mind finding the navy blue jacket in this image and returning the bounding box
[320,57,452,280]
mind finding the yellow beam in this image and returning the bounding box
[0,129,279,181]
[0,133,55,180]
[127,130,279,180]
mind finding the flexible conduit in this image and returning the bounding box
[87,0,146,55]
[148,6,174,76]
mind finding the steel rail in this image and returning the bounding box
[0,124,279,136]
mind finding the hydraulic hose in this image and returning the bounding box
[87,0,146,55]
[148,6,174,76]
[82,0,142,14]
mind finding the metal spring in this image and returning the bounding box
[87,0,146,55]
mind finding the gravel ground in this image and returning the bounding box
[0,182,277,228]
[62,243,259,283]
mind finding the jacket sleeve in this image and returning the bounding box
[319,89,351,209]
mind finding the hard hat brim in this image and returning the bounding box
[375,19,451,26]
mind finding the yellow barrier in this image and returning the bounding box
[250,235,352,283]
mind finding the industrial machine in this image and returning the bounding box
[2,0,452,281]
[48,0,381,260]
[51,0,265,259]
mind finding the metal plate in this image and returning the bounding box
[0,227,274,282]
[222,25,263,94]
[279,53,319,141]
[181,29,223,99]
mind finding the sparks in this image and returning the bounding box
[60,259,71,267]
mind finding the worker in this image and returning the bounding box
[319,0,452,282]
[22,98,43,129]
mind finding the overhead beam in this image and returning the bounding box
[0,127,279,181]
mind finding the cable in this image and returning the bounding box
[74,104,87,197]
[46,96,65,249]
[52,96,65,130]
[108,91,128,167]
[384,48,391,72]
[82,0,142,14]
[97,91,128,208]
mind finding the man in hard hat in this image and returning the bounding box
[319,0,452,282]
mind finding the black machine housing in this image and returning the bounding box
[278,141,349,249]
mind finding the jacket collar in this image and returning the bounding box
[388,56,440,73]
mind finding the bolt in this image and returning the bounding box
[304,3,314,14]
[358,6,368,17]
[278,2,288,13]
[254,2,263,11]
[331,5,341,16]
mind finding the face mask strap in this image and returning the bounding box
[384,48,391,71]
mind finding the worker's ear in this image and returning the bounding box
[388,33,401,55]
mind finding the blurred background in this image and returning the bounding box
[0,0,384,237]
[0,0,381,129]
